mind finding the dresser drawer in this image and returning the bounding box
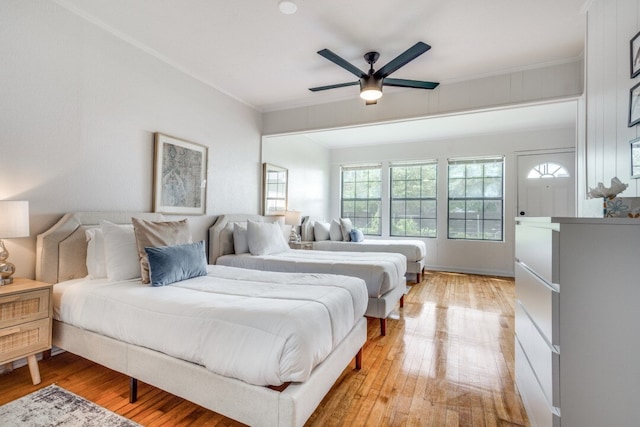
[0,289,50,329]
[515,221,558,285]
[515,262,559,346]
[515,302,559,408]
[515,337,560,427]
[0,317,51,363]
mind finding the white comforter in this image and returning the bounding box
[311,239,426,262]
[53,265,367,387]
[216,249,406,298]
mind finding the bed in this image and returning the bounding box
[209,214,407,336]
[302,218,427,282]
[36,212,368,427]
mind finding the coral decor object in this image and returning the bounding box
[587,177,629,199]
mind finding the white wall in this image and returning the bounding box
[0,1,262,278]
[262,136,331,220]
[585,0,640,195]
[330,127,576,276]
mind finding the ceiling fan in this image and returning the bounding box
[309,41,439,105]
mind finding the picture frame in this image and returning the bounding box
[629,81,640,127]
[153,132,207,215]
[631,137,640,178]
[262,163,288,216]
[631,30,640,78]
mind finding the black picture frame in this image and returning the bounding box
[629,81,640,127]
[632,30,640,78]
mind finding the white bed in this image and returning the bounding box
[302,218,427,282]
[36,212,368,427]
[209,214,408,336]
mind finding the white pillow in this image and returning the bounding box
[85,228,107,279]
[247,220,289,255]
[301,219,315,241]
[313,221,330,241]
[100,220,140,281]
[339,218,353,241]
[233,223,249,254]
[329,219,343,241]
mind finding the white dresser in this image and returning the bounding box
[515,217,640,427]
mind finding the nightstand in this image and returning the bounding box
[0,278,53,385]
[289,241,313,250]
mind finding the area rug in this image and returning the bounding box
[0,384,140,426]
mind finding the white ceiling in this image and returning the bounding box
[55,0,586,113]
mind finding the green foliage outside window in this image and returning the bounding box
[390,162,437,238]
[448,158,504,241]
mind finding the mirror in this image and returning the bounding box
[263,163,288,215]
[632,137,640,178]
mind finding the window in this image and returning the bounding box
[527,162,569,178]
[262,163,288,215]
[448,157,504,241]
[341,164,382,235]
[390,161,437,237]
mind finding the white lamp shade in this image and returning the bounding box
[0,201,30,238]
[284,210,302,226]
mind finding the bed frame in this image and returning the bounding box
[36,212,367,427]
[209,214,406,336]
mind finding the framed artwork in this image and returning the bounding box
[262,163,288,216]
[631,137,640,178]
[630,81,640,127]
[153,132,207,215]
[631,30,640,78]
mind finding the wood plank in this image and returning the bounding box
[0,272,529,426]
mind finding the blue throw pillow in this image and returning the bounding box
[144,241,208,287]
[349,229,364,242]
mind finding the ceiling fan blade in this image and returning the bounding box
[317,49,367,78]
[383,78,439,90]
[373,42,431,79]
[309,81,359,92]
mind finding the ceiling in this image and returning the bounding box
[55,0,586,113]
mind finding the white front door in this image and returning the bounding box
[517,150,576,217]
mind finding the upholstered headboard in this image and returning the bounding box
[208,214,285,264]
[35,212,164,284]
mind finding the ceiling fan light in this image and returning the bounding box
[360,77,383,101]
[360,88,382,101]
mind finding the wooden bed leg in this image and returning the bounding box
[355,348,362,370]
[417,271,422,283]
[129,378,138,403]
[400,295,405,308]
[380,318,387,336]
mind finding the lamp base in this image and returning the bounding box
[0,277,13,286]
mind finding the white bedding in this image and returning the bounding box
[53,264,367,387]
[311,239,426,263]
[216,249,406,298]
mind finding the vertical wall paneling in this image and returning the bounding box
[585,0,640,196]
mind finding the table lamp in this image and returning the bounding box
[284,210,302,242]
[0,201,29,285]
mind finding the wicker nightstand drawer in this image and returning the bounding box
[0,278,53,385]
[0,318,50,364]
[0,289,50,329]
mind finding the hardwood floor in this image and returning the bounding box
[0,272,529,426]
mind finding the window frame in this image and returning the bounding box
[389,160,438,238]
[340,164,382,236]
[447,156,504,241]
